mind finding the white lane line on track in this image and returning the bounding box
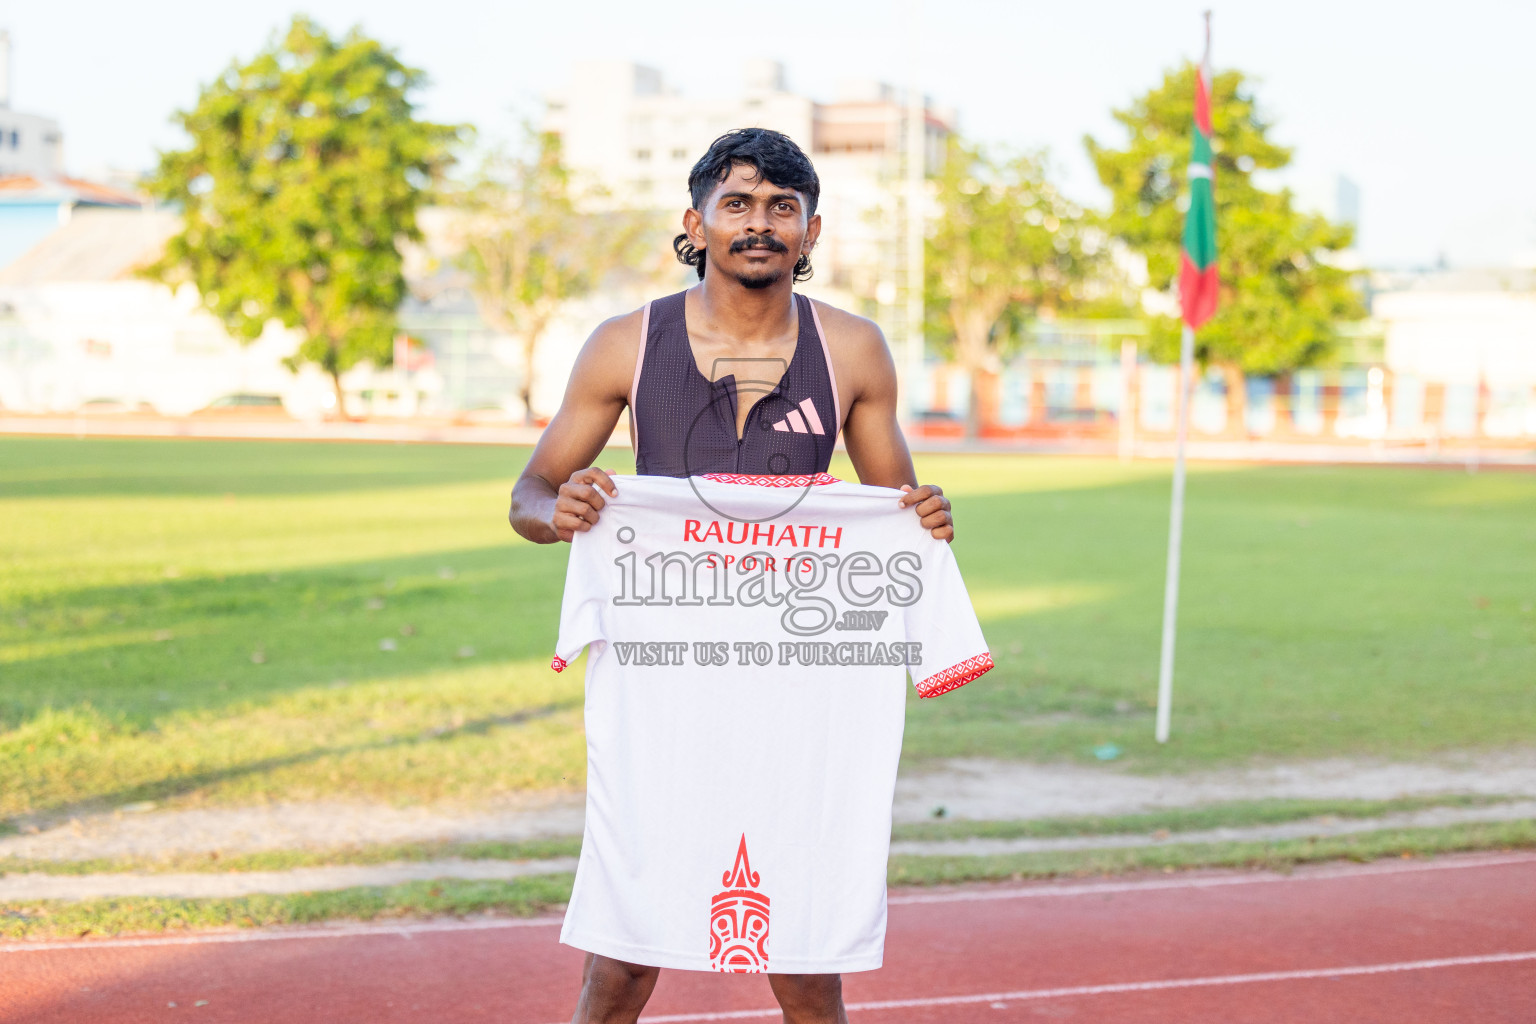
[0,915,563,953]
[626,951,1536,1023]
[7,851,1532,954]
[888,850,1536,905]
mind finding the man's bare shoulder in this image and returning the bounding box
[588,307,646,354]
[573,307,645,396]
[807,298,889,356]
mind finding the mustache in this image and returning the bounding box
[729,235,790,254]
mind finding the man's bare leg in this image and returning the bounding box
[768,973,848,1024]
[571,954,661,1024]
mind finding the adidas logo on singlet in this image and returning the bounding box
[771,398,827,436]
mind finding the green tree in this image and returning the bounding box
[1086,64,1364,426]
[925,137,1104,436]
[449,128,658,424]
[144,16,463,418]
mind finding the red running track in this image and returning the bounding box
[4,851,1534,1023]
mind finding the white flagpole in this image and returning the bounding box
[902,0,925,429]
[1155,11,1213,745]
[1155,322,1196,743]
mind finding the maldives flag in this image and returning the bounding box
[1178,57,1219,329]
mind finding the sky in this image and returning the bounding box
[3,0,1533,270]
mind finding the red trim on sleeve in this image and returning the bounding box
[551,655,568,673]
[699,472,840,487]
[916,652,993,698]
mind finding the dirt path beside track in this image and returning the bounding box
[4,799,1536,902]
[7,749,1536,865]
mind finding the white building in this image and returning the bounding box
[545,59,951,307]
[0,208,347,418]
[0,32,64,179]
[0,204,585,421]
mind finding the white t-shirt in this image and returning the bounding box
[552,473,991,974]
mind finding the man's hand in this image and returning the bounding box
[553,468,618,543]
[899,484,953,543]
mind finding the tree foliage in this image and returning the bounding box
[144,16,463,416]
[1086,64,1364,376]
[449,127,658,423]
[925,137,1106,432]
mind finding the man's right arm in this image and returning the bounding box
[509,310,641,544]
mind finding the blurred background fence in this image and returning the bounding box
[911,318,1536,446]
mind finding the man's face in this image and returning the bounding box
[683,162,821,290]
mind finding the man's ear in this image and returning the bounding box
[682,207,706,251]
[803,211,823,253]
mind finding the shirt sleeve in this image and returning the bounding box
[551,527,608,673]
[900,537,993,698]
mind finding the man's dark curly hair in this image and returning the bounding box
[673,128,820,282]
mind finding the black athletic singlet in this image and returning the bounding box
[630,290,840,478]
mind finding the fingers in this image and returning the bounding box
[551,467,619,543]
[897,483,943,507]
[906,492,952,521]
[900,483,954,542]
[915,507,952,543]
[918,507,951,529]
[552,508,593,541]
[571,466,619,497]
[554,496,600,523]
[558,481,609,514]
[913,494,950,519]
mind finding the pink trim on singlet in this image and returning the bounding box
[628,301,652,455]
[806,298,841,440]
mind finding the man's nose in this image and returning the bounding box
[744,206,772,233]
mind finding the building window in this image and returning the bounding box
[672,148,688,160]
[9,131,17,148]
[635,148,651,161]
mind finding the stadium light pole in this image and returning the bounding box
[902,0,925,429]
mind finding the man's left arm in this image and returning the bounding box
[829,308,954,543]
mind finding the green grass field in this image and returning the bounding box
[3,437,1534,823]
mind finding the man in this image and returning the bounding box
[510,128,953,1024]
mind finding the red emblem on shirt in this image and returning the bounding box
[709,834,770,973]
